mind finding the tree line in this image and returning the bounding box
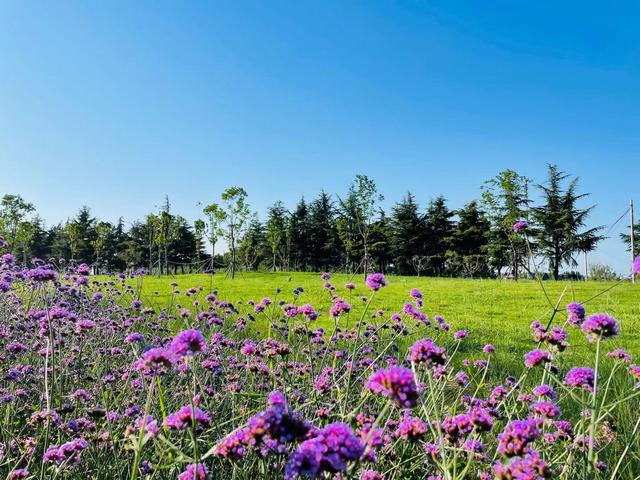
[2,164,627,279]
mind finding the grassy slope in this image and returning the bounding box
[128,272,639,373]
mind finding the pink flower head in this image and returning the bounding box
[524,349,552,368]
[581,313,619,342]
[170,329,207,357]
[365,273,387,291]
[513,220,529,232]
[178,464,208,480]
[565,367,596,392]
[366,366,419,408]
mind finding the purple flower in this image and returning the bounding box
[164,405,211,430]
[125,333,145,344]
[633,256,640,275]
[408,338,446,367]
[25,266,57,282]
[366,366,419,408]
[402,302,428,323]
[360,471,385,480]
[76,263,91,276]
[607,349,631,362]
[512,220,529,232]
[8,469,29,479]
[297,304,318,321]
[566,302,586,325]
[524,349,552,368]
[410,288,422,299]
[530,401,560,419]
[285,423,364,479]
[494,450,551,478]
[581,313,619,341]
[43,438,88,466]
[170,329,207,357]
[532,385,557,400]
[453,330,468,341]
[214,391,311,459]
[628,364,640,383]
[565,367,596,392]
[394,412,427,440]
[178,464,208,480]
[365,273,387,291]
[469,407,494,432]
[441,413,474,442]
[130,299,143,310]
[497,419,541,457]
[330,298,351,317]
[134,348,176,376]
[483,344,496,353]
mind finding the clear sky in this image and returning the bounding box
[1,1,638,273]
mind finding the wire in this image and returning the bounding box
[603,207,630,237]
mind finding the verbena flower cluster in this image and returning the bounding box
[0,247,637,479]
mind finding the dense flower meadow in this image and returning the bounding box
[0,236,639,479]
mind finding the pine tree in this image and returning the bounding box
[239,219,267,271]
[448,201,491,277]
[390,192,426,275]
[167,216,197,274]
[308,191,339,271]
[370,211,393,273]
[533,164,604,279]
[289,198,311,271]
[424,196,455,276]
[620,222,640,257]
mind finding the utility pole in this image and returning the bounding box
[631,199,636,284]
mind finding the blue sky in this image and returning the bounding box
[1,1,638,273]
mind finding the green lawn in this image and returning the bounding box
[122,271,639,374]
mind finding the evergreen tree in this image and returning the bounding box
[369,211,393,274]
[167,215,197,273]
[448,201,491,277]
[308,191,339,271]
[27,216,51,262]
[107,218,129,272]
[532,164,604,278]
[64,206,97,263]
[123,220,152,269]
[390,192,426,275]
[620,221,640,257]
[424,196,455,276]
[92,221,114,271]
[239,219,267,271]
[47,224,72,262]
[289,198,311,271]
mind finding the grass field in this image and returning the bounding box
[3,268,638,478]
[127,272,640,376]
